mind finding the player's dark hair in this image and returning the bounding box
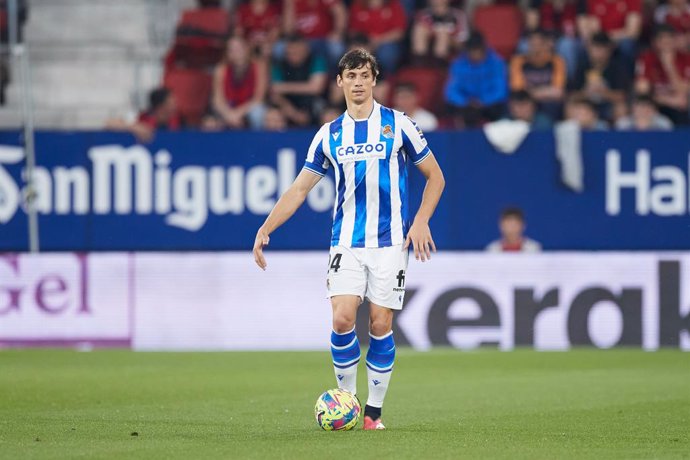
[338,48,379,80]
[501,207,525,222]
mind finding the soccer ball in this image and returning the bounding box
[314,388,361,431]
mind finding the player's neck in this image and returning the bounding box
[346,99,375,121]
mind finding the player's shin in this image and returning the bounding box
[365,331,395,416]
[330,328,360,395]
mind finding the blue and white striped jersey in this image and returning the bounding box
[303,101,432,248]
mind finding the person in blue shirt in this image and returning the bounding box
[445,32,508,128]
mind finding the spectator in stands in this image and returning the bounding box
[570,31,630,121]
[320,103,344,124]
[206,36,268,130]
[524,0,581,79]
[510,29,567,121]
[327,34,390,110]
[504,90,553,129]
[234,0,281,58]
[392,82,439,131]
[486,207,542,253]
[564,95,609,129]
[635,25,690,125]
[106,88,181,143]
[282,0,348,66]
[577,0,642,66]
[348,0,407,75]
[263,105,289,130]
[655,0,690,51]
[445,32,508,128]
[270,34,328,126]
[615,94,674,130]
[411,0,469,65]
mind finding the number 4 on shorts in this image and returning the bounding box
[329,253,343,272]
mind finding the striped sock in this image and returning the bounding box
[365,331,395,409]
[330,328,360,395]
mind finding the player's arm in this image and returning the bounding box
[406,154,445,262]
[253,169,322,270]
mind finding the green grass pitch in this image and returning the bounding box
[1,349,688,459]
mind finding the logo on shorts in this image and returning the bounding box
[381,124,394,139]
[396,270,405,288]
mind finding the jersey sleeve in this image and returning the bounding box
[303,125,331,176]
[400,114,431,165]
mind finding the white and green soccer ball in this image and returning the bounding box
[314,388,361,431]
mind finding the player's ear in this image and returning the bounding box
[336,74,343,88]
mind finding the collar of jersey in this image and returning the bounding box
[344,100,379,122]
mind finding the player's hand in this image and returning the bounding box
[404,219,436,262]
[253,228,270,270]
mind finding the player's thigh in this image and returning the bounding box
[327,246,367,302]
[365,245,409,311]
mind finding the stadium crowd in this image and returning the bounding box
[112,0,690,138]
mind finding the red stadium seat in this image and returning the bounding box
[178,7,230,36]
[168,8,230,69]
[164,69,212,127]
[473,4,523,60]
[389,66,449,115]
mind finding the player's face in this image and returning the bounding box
[337,64,377,105]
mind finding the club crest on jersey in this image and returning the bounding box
[381,124,394,139]
[336,142,386,163]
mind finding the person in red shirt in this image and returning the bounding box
[577,0,642,65]
[106,88,181,143]
[411,0,468,64]
[234,0,281,58]
[206,36,268,129]
[655,0,690,51]
[282,0,348,66]
[635,25,690,125]
[348,0,407,74]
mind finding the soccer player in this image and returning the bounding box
[253,49,445,430]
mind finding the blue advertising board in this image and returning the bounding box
[1,129,689,251]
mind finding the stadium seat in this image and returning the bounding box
[168,7,230,69]
[389,66,449,115]
[473,4,523,60]
[164,69,212,127]
[178,7,230,36]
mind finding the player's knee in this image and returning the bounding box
[369,318,392,337]
[333,315,355,334]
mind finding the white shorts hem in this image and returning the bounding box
[366,295,404,311]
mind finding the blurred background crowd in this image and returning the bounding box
[2,0,690,140]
